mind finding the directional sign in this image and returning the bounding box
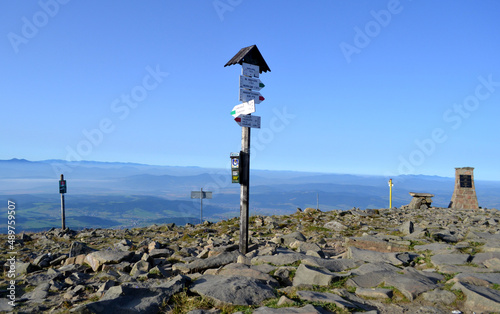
[240,76,265,91]
[191,191,213,199]
[239,89,265,104]
[231,100,255,117]
[242,63,259,78]
[234,114,261,128]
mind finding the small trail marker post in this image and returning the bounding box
[388,178,393,208]
[191,189,212,224]
[225,45,270,254]
[59,174,67,229]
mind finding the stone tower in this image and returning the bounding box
[449,167,479,209]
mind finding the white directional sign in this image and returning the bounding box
[239,89,265,104]
[234,114,261,128]
[231,100,255,117]
[242,63,259,78]
[239,76,265,91]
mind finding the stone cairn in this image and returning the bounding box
[407,192,434,209]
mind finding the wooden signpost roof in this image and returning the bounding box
[224,45,271,74]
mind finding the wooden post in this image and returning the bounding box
[239,126,250,254]
[200,188,203,224]
[60,174,66,230]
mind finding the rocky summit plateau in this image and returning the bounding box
[1,206,500,314]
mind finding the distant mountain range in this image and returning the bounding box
[1,159,499,232]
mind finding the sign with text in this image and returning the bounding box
[231,100,255,117]
[242,63,259,78]
[234,114,261,128]
[239,89,265,104]
[191,191,212,199]
[239,76,265,91]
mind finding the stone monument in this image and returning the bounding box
[449,167,479,209]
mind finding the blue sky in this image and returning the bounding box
[2,0,500,180]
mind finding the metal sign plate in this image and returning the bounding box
[191,191,213,199]
[235,114,261,128]
[239,89,264,104]
[459,175,472,188]
[242,63,259,78]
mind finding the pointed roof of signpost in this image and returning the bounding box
[224,45,271,74]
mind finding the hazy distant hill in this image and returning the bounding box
[1,159,498,232]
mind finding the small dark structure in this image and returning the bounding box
[224,45,271,73]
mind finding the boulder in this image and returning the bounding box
[85,250,134,272]
[292,264,338,287]
[452,282,500,313]
[173,250,239,274]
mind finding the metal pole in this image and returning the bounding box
[200,188,203,224]
[389,179,393,208]
[60,174,66,230]
[240,126,250,254]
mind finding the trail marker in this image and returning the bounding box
[191,188,212,224]
[234,114,261,128]
[231,100,255,117]
[239,89,265,104]
[239,76,265,91]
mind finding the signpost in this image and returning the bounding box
[224,45,270,254]
[191,188,212,224]
[59,174,67,229]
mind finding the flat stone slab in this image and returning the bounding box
[384,269,442,301]
[85,250,134,272]
[351,261,401,276]
[301,257,361,272]
[217,263,279,287]
[421,289,456,305]
[355,288,393,299]
[173,251,239,274]
[470,252,500,266]
[409,192,434,197]
[452,272,500,286]
[190,275,275,306]
[251,252,306,266]
[253,304,325,314]
[430,253,470,267]
[296,290,356,310]
[73,275,187,314]
[413,243,457,254]
[452,282,500,313]
[293,264,338,287]
[347,247,403,265]
[347,236,408,253]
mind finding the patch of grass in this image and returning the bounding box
[304,225,330,233]
[408,240,426,250]
[378,284,410,304]
[439,272,458,282]
[492,284,500,290]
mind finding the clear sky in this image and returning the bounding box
[2,1,500,180]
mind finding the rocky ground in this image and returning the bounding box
[1,206,500,313]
